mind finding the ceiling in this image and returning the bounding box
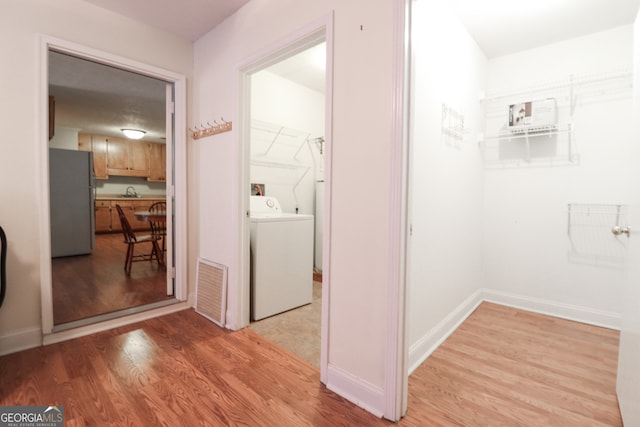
[49,51,168,142]
[449,0,640,58]
[48,44,325,143]
[83,0,250,41]
[53,1,640,142]
[265,43,326,94]
[81,0,640,59]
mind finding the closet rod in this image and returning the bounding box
[252,125,301,138]
[251,159,309,170]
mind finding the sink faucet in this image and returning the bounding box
[126,186,137,197]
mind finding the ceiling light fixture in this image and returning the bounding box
[121,129,146,140]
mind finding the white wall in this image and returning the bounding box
[408,0,487,371]
[0,0,192,355]
[49,127,79,150]
[194,0,397,416]
[251,70,325,135]
[482,26,635,324]
[250,70,324,215]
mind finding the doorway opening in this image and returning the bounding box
[405,0,637,422]
[247,42,326,367]
[39,37,188,335]
[48,50,173,329]
[238,24,332,373]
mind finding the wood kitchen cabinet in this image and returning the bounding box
[78,133,109,179]
[108,199,164,232]
[107,138,148,177]
[79,133,165,180]
[92,136,109,179]
[78,133,91,152]
[148,143,166,182]
[95,200,112,232]
[96,198,164,233]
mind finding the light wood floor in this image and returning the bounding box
[401,302,622,426]
[52,233,171,325]
[0,303,621,426]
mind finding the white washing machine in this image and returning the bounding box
[250,196,314,320]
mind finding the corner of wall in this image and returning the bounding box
[481,288,621,330]
[408,289,483,374]
[407,286,621,380]
[187,290,196,307]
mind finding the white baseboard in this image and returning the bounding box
[0,326,42,356]
[408,288,621,376]
[326,363,385,418]
[481,288,621,330]
[408,290,483,374]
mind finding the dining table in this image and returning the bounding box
[134,210,167,260]
[134,210,167,222]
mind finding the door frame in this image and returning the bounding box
[37,35,188,338]
[234,13,334,382]
[387,0,412,419]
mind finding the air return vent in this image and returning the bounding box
[195,258,228,327]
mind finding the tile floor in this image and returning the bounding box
[248,280,322,367]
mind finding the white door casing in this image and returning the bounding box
[165,83,175,296]
[38,35,188,337]
[234,14,333,383]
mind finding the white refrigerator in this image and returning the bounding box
[49,148,95,257]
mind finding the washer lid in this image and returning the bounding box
[251,213,314,222]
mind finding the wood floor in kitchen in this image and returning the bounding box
[51,233,171,325]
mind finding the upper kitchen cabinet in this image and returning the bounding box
[78,133,166,179]
[78,133,109,179]
[92,136,108,179]
[78,133,91,152]
[148,143,166,182]
[107,137,148,177]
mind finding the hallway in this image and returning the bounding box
[0,303,620,425]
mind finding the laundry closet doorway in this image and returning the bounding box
[238,22,333,375]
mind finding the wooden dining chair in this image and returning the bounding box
[115,204,164,275]
[148,201,166,259]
